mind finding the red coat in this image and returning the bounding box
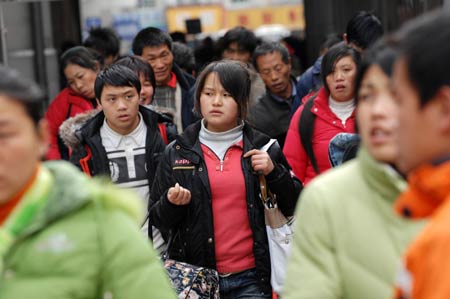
[45,87,95,160]
[283,87,356,185]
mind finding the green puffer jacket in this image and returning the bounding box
[283,148,426,299]
[0,161,175,299]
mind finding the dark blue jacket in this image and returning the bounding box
[297,56,323,101]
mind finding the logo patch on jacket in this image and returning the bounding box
[174,159,192,165]
[35,232,75,254]
[172,159,195,170]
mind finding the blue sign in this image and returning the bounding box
[85,17,102,30]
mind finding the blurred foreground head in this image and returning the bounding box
[0,66,48,203]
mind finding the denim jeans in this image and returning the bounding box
[219,268,271,299]
[328,133,360,167]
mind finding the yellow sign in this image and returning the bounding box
[226,5,304,30]
[166,5,224,33]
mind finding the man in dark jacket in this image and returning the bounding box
[249,42,301,148]
[132,27,197,132]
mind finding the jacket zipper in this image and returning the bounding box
[202,144,234,173]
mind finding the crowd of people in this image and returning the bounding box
[1,7,450,299]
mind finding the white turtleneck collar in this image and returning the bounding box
[328,96,355,125]
[199,119,244,160]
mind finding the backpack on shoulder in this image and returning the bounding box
[299,94,320,174]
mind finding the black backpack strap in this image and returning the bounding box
[299,94,320,174]
[57,103,72,160]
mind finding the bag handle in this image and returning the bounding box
[258,138,277,208]
[259,174,268,202]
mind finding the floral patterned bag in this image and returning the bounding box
[164,258,220,299]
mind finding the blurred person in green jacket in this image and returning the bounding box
[0,65,175,299]
[282,40,425,299]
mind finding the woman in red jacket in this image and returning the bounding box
[45,46,103,160]
[283,43,360,185]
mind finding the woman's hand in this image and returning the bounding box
[243,149,275,176]
[167,183,191,205]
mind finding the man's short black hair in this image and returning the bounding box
[0,66,44,126]
[94,64,141,101]
[393,9,450,107]
[346,11,383,50]
[83,27,120,59]
[132,27,173,56]
[219,26,258,55]
[252,42,290,72]
[321,42,361,94]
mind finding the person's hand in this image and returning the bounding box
[167,183,191,205]
[243,149,275,176]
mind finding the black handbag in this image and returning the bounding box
[163,232,220,299]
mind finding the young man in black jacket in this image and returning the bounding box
[62,64,172,252]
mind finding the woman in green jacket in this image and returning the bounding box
[0,66,175,299]
[282,41,425,299]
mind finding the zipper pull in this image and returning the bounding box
[220,160,224,172]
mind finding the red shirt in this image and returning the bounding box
[166,72,177,88]
[201,142,255,274]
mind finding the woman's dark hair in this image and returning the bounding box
[60,46,104,74]
[94,64,141,101]
[321,42,361,94]
[354,39,398,104]
[194,60,251,120]
[115,55,156,90]
[0,66,44,126]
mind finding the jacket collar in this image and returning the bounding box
[66,106,159,148]
[395,161,450,219]
[66,87,95,106]
[176,120,272,164]
[19,161,142,239]
[358,147,406,203]
[172,63,195,90]
[19,162,93,238]
[312,87,356,122]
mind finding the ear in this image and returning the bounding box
[435,86,450,134]
[96,98,102,109]
[343,33,348,44]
